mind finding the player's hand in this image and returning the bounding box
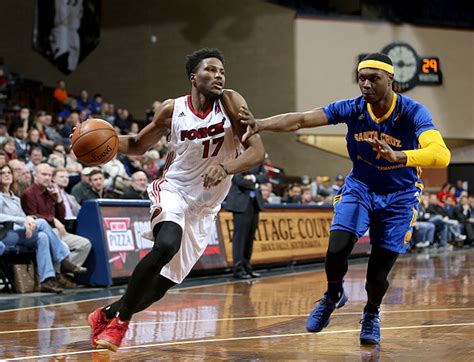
[366,138,407,164]
[24,216,37,238]
[69,127,77,139]
[202,164,228,189]
[239,106,260,142]
[47,182,62,202]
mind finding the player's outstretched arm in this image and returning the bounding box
[118,99,174,155]
[239,106,329,142]
[201,90,265,189]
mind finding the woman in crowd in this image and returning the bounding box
[2,136,17,163]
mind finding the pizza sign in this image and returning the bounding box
[103,218,135,252]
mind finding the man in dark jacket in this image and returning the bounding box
[453,195,473,244]
[121,171,149,199]
[224,163,268,279]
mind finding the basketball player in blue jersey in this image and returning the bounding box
[240,53,450,345]
[87,48,265,351]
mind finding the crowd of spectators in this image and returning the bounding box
[0,79,169,293]
[412,182,473,251]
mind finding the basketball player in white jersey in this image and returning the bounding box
[88,48,265,351]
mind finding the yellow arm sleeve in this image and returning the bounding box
[402,129,450,168]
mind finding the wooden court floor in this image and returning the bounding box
[1,249,473,360]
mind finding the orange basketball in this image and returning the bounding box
[71,118,119,166]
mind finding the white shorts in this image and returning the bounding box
[147,180,217,284]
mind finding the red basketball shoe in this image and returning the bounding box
[95,317,129,352]
[87,307,110,348]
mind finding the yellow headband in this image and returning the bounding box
[358,60,394,74]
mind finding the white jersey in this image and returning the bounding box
[156,95,239,210]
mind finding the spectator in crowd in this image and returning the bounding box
[12,125,28,161]
[427,193,465,246]
[21,164,92,282]
[25,146,45,174]
[224,163,268,279]
[8,159,28,195]
[332,175,345,194]
[2,136,18,163]
[436,183,452,205]
[301,175,311,187]
[81,169,113,202]
[129,122,140,135]
[102,155,131,193]
[8,107,30,141]
[26,128,45,155]
[284,183,303,203]
[63,148,83,187]
[310,176,331,199]
[301,186,316,205]
[115,108,132,134]
[58,98,81,120]
[443,196,457,219]
[454,180,466,199]
[101,102,116,125]
[0,151,5,167]
[0,164,85,293]
[261,182,271,203]
[53,80,68,104]
[47,143,67,169]
[412,218,436,249]
[91,93,103,114]
[145,100,162,123]
[43,113,64,145]
[412,194,437,249]
[0,68,10,113]
[453,194,473,245]
[417,193,449,248]
[77,89,92,111]
[58,111,80,146]
[53,167,81,219]
[19,166,33,194]
[260,182,280,204]
[0,121,7,144]
[143,149,160,181]
[122,171,149,200]
[120,154,144,177]
[31,111,55,151]
[71,167,94,204]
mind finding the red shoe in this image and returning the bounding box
[95,317,129,352]
[87,308,110,348]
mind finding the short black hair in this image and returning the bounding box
[362,52,393,66]
[185,48,224,78]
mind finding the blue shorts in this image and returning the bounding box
[331,176,421,254]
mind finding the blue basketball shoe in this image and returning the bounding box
[360,310,381,345]
[306,291,348,332]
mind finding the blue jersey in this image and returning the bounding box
[324,93,436,193]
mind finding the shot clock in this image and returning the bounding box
[419,57,442,85]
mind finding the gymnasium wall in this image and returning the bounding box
[295,17,474,140]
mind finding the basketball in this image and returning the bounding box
[71,118,119,166]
